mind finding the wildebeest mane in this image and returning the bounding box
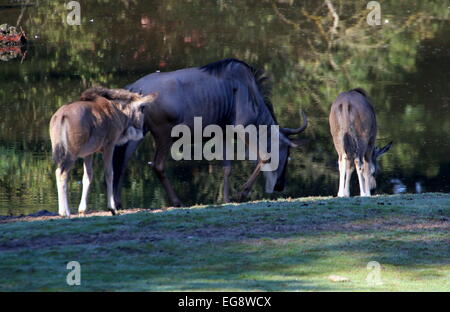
[80,87,140,106]
[200,58,251,76]
[200,58,277,123]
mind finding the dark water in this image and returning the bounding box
[0,0,449,215]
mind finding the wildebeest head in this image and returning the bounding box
[263,111,308,193]
[368,141,393,190]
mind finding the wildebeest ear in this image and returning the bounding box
[375,141,393,158]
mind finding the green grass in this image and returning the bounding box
[0,193,449,291]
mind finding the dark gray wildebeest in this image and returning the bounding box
[112,58,308,207]
[50,87,158,217]
[329,88,392,197]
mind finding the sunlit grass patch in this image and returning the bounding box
[0,193,448,291]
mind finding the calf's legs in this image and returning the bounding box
[337,155,347,197]
[363,159,372,197]
[336,155,372,198]
[355,158,370,197]
[55,165,73,217]
[78,155,93,216]
[55,149,118,217]
[344,159,354,197]
[337,154,352,197]
[103,147,118,215]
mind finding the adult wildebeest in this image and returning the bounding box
[329,88,392,197]
[112,58,308,207]
[50,87,158,217]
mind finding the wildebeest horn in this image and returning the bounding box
[280,110,308,136]
[279,133,298,148]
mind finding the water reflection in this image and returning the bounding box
[0,0,449,215]
[0,23,27,62]
[390,179,407,194]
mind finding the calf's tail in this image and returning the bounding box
[343,132,357,159]
[51,115,72,173]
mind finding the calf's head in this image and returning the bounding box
[116,92,158,145]
[368,141,393,190]
[80,87,158,145]
[128,92,158,130]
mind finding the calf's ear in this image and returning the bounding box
[375,141,393,158]
[132,92,159,111]
[142,92,159,104]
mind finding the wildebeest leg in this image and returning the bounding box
[55,165,73,217]
[152,137,182,207]
[355,158,367,197]
[103,146,118,215]
[233,128,265,201]
[337,155,346,197]
[78,155,93,216]
[237,159,265,202]
[112,139,142,209]
[223,160,232,203]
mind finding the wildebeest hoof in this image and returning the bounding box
[78,211,86,217]
[172,201,183,207]
[237,191,250,202]
[109,208,118,216]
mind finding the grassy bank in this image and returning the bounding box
[0,193,449,291]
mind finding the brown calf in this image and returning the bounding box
[329,88,392,197]
[49,87,158,216]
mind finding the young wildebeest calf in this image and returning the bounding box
[329,88,392,197]
[50,87,158,216]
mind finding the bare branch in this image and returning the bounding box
[325,0,339,35]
